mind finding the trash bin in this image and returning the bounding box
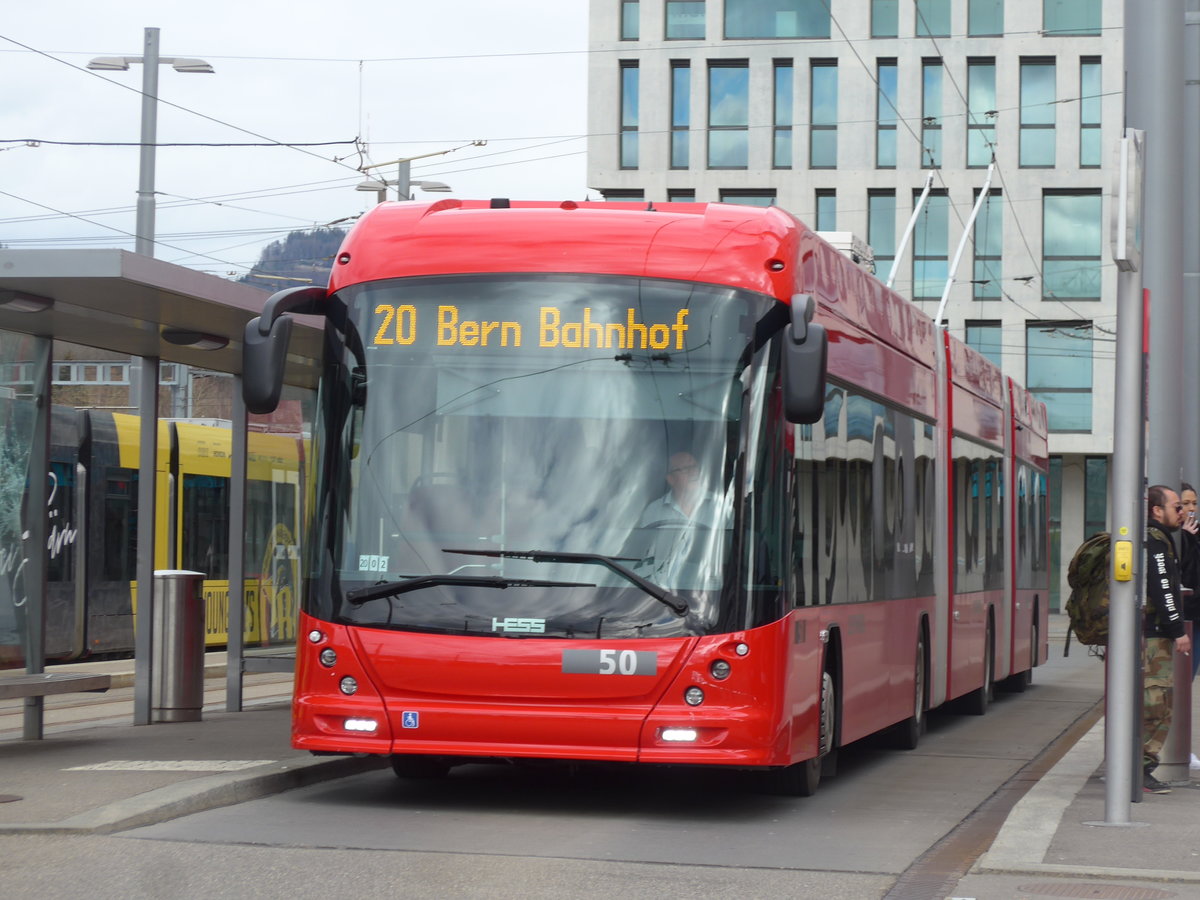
[151,570,206,723]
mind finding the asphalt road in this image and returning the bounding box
[0,647,1103,900]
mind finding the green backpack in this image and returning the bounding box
[1065,531,1111,651]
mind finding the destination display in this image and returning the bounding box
[371,303,692,351]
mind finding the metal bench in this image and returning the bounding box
[0,672,112,701]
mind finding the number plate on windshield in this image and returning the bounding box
[562,649,658,676]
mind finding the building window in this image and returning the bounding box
[815,189,836,231]
[620,61,639,169]
[708,61,749,168]
[602,190,646,201]
[1084,456,1109,533]
[966,321,1003,368]
[869,190,897,285]
[967,59,997,167]
[872,0,898,37]
[915,0,950,37]
[1044,0,1100,36]
[667,189,696,202]
[666,1,705,39]
[810,60,838,168]
[877,60,898,168]
[1027,322,1093,432]
[160,364,178,385]
[1020,59,1056,168]
[774,61,793,168]
[1079,59,1101,168]
[621,0,639,39]
[1043,191,1102,301]
[913,190,949,301]
[724,0,829,39]
[671,61,690,168]
[719,190,776,207]
[973,189,1002,299]
[968,0,1003,36]
[922,59,943,168]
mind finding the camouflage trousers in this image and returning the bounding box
[1142,637,1176,770]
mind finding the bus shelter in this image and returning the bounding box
[0,249,321,736]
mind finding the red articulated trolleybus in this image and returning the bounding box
[244,200,1049,796]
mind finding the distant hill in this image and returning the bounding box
[238,227,347,289]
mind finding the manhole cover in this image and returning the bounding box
[1016,883,1175,899]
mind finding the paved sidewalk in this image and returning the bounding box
[955,619,1200,900]
[0,657,386,834]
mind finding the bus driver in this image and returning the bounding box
[634,451,725,589]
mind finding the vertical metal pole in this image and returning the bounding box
[135,27,160,257]
[21,338,50,740]
[1185,3,1200,461]
[396,160,411,201]
[1105,264,1144,823]
[1129,0,1188,782]
[132,356,159,725]
[136,29,162,256]
[226,379,247,711]
[1132,2,1185,500]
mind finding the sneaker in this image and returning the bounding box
[1191,754,1200,771]
[1143,772,1172,794]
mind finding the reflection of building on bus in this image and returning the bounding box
[246,200,1049,797]
[0,407,304,667]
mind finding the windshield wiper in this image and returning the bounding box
[443,548,689,616]
[346,574,595,606]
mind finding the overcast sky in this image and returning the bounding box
[1,1,590,280]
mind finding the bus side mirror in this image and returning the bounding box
[243,286,327,415]
[782,294,827,424]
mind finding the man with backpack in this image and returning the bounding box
[1143,485,1192,793]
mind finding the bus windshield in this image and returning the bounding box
[309,273,785,639]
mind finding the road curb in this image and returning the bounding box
[0,754,389,836]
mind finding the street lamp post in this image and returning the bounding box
[355,166,453,205]
[88,27,213,257]
[356,142,485,204]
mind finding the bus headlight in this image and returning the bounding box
[344,718,378,733]
[661,728,699,742]
[340,676,358,695]
[710,660,731,680]
[684,686,704,706]
[319,649,337,667]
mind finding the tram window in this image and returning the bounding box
[182,474,229,578]
[247,478,299,576]
[103,470,138,582]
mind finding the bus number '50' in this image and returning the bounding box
[373,304,417,345]
[562,649,657,676]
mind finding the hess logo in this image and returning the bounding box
[492,617,546,634]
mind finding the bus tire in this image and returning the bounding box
[390,754,451,779]
[1000,619,1036,693]
[892,634,926,750]
[964,625,995,716]
[766,670,835,797]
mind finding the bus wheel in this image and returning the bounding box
[892,635,926,750]
[390,754,450,779]
[964,627,995,716]
[766,670,835,797]
[1000,620,1036,693]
